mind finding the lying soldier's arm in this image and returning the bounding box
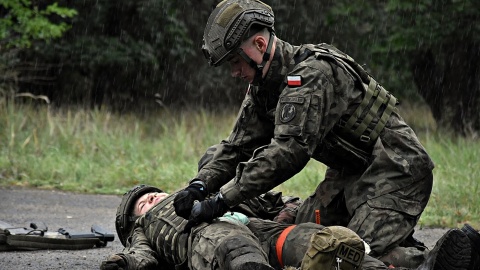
[101,226,159,270]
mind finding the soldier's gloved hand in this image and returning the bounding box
[100,255,127,270]
[174,180,208,219]
[183,193,229,233]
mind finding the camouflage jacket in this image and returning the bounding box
[195,39,434,212]
[118,192,188,270]
[115,191,300,269]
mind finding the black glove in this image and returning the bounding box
[100,255,127,270]
[174,180,208,219]
[183,193,229,233]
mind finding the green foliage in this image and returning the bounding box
[0,0,77,49]
[7,0,480,137]
[383,0,480,52]
[20,0,222,111]
[323,0,480,102]
[325,0,480,54]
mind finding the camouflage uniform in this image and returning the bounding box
[115,192,268,270]
[113,191,390,270]
[195,40,434,266]
[247,218,408,270]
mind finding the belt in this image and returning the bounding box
[275,225,296,269]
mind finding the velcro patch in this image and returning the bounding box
[280,97,305,104]
[335,242,364,268]
[287,75,302,87]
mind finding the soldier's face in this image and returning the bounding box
[228,36,265,83]
[134,192,169,216]
[228,54,256,83]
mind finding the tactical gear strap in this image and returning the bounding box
[275,225,296,269]
[352,83,386,137]
[6,234,101,250]
[343,80,376,130]
[312,45,398,147]
[1,220,114,251]
[143,193,189,265]
[370,91,397,141]
[187,222,209,270]
[347,79,397,144]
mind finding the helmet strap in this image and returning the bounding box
[237,30,275,86]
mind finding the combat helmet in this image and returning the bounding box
[202,0,275,84]
[115,184,163,246]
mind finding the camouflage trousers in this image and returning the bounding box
[295,172,433,268]
[189,220,268,270]
[248,219,396,270]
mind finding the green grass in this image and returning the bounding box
[1,102,479,229]
[420,135,480,228]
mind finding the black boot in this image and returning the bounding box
[461,224,480,270]
[414,228,471,270]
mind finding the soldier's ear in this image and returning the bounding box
[253,35,267,52]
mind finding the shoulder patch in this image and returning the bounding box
[280,104,296,123]
[287,75,302,87]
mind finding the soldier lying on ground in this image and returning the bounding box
[100,185,479,270]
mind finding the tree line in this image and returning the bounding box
[1,0,479,137]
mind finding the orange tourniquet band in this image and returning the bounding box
[276,225,297,269]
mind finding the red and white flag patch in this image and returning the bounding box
[287,75,302,87]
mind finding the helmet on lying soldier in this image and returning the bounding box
[115,184,163,246]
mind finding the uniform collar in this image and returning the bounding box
[257,39,295,92]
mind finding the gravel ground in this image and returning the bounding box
[0,187,449,270]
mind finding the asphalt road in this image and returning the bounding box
[0,187,449,270]
[0,187,123,270]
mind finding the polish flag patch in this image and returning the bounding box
[287,75,302,87]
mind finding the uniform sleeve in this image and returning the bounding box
[220,61,356,207]
[118,226,160,270]
[195,93,275,193]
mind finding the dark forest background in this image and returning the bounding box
[1,0,479,137]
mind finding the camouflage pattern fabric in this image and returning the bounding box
[230,190,302,222]
[113,193,268,270]
[295,172,432,266]
[246,219,388,270]
[195,39,434,265]
[111,194,400,270]
[117,193,188,270]
[190,220,267,270]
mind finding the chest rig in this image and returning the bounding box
[302,44,398,171]
[142,193,189,267]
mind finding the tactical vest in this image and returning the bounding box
[295,44,398,172]
[142,193,189,267]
